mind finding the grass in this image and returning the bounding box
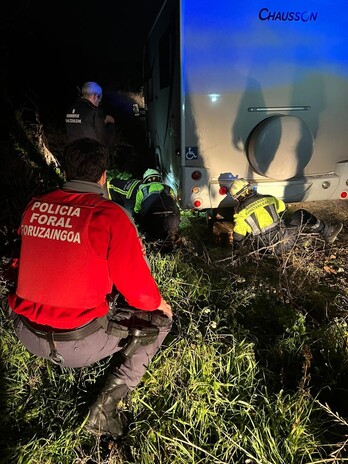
[0,107,348,463]
[1,229,348,463]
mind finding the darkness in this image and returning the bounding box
[1,0,164,123]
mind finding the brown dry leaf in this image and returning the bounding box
[323,265,337,274]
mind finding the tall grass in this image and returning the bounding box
[1,224,348,463]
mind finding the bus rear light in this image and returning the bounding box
[341,191,347,199]
[192,186,200,194]
[193,199,202,208]
[219,186,228,195]
[191,170,202,180]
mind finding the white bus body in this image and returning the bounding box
[144,0,348,211]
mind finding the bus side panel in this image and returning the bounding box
[146,0,348,209]
[181,0,348,206]
[144,0,182,195]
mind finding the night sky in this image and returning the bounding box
[2,0,164,122]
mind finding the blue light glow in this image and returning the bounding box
[182,0,348,94]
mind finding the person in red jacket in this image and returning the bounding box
[7,138,173,439]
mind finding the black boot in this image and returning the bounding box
[321,222,343,244]
[85,375,129,438]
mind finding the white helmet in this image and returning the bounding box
[229,178,252,199]
[143,168,162,183]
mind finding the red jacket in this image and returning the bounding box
[8,188,161,329]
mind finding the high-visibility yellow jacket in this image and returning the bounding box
[134,183,175,215]
[233,194,286,241]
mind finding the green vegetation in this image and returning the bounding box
[0,107,347,464]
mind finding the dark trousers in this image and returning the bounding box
[6,303,171,390]
[285,208,323,231]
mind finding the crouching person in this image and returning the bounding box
[135,169,181,245]
[229,178,343,253]
[108,168,181,247]
[6,138,173,439]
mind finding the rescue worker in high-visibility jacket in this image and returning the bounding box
[132,169,172,213]
[6,138,173,439]
[107,175,142,213]
[108,169,180,243]
[230,178,343,252]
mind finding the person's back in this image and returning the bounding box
[109,168,181,244]
[6,138,172,439]
[233,191,285,240]
[134,169,180,241]
[134,169,173,215]
[134,181,166,214]
[65,81,115,152]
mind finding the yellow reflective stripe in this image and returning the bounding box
[108,183,125,194]
[245,214,259,233]
[126,180,141,199]
[107,180,140,198]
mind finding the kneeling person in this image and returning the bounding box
[109,168,181,245]
[230,178,343,252]
[6,138,172,438]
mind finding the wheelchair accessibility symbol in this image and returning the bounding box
[185,146,198,160]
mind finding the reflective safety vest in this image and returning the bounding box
[108,178,142,213]
[233,194,286,237]
[134,183,174,215]
[16,190,113,308]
